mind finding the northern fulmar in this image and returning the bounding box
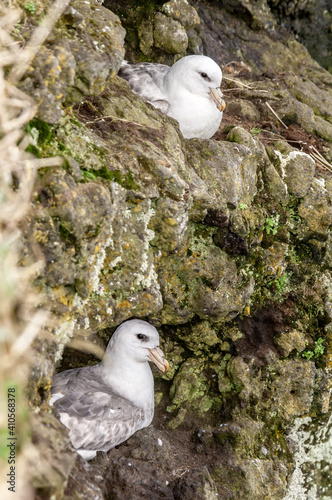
[50,319,169,460]
[119,55,226,140]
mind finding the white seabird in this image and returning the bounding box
[118,55,226,139]
[50,319,169,461]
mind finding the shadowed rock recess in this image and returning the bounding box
[20,0,332,499]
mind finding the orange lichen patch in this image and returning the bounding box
[33,228,48,244]
[134,204,144,213]
[142,293,153,303]
[164,217,177,226]
[53,286,74,306]
[116,300,131,309]
[326,353,332,372]
[244,305,251,316]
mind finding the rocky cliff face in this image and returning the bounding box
[9,0,332,498]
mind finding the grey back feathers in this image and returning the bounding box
[119,61,170,113]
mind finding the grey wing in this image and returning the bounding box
[118,61,170,113]
[51,365,103,398]
[54,391,145,452]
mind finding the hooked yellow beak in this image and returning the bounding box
[209,87,226,112]
[147,346,169,373]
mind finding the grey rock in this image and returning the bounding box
[281,150,316,197]
[297,178,332,241]
[226,99,261,122]
[154,12,188,55]
[161,0,200,30]
[19,0,125,123]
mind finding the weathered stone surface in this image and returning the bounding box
[277,96,332,142]
[20,43,75,123]
[138,19,155,56]
[269,0,316,16]
[274,329,307,356]
[227,356,263,401]
[63,455,105,500]
[29,413,76,498]
[261,161,289,204]
[23,167,164,336]
[227,348,317,423]
[161,0,200,29]
[226,125,257,150]
[284,74,332,122]
[228,205,265,248]
[261,241,288,274]
[226,99,261,122]
[269,0,332,70]
[154,12,188,55]
[269,360,316,420]
[63,1,125,101]
[296,178,332,241]
[152,224,255,324]
[19,0,125,123]
[169,357,210,411]
[190,269,254,320]
[276,150,315,198]
[222,0,276,30]
[152,197,190,252]
[175,321,222,354]
[187,136,258,211]
[212,454,288,500]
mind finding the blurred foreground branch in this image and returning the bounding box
[0,2,71,498]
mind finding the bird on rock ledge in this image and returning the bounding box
[50,319,169,460]
[119,54,226,140]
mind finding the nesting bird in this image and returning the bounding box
[119,55,226,139]
[50,319,169,460]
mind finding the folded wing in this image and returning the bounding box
[119,62,170,113]
[54,390,145,452]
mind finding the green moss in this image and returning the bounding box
[81,170,97,181]
[112,0,158,60]
[123,172,139,190]
[86,142,105,159]
[264,214,280,235]
[25,119,53,146]
[99,168,123,183]
[188,223,216,255]
[24,1,36,14]
[25,144,41,157]
[24,119,72,162]
[271,272,292,300]
[57,142,68,152]
[90,289,118,302]
[80,166,139,190]
[302,337,325,360]
[238,203,248,210]
[68,118,83,128]
[25,118,139,190]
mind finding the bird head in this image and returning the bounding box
[165,55,226,112]
[106,319,169,373]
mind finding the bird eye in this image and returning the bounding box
[200,72,208,78]
[137,333,147,340]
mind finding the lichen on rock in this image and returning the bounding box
[19,0,125,123]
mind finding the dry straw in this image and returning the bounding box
[0,1,69,498]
